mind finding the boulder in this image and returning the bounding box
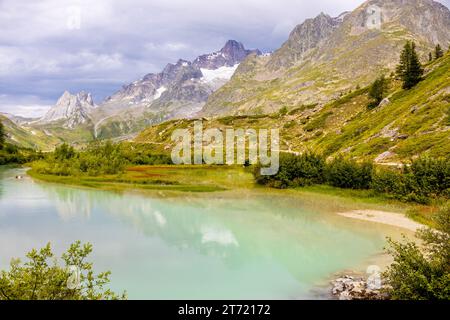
[378,98,390,108]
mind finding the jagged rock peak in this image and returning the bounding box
[193,40,261,69]
[267,12,343,70]
[286,12,341,53]
[40,90,95,128]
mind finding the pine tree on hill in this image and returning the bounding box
[435,44,444,59]
[368,75,388,109]
[409,42,424,87]
[429,52,433,61]
[396,41,424,90]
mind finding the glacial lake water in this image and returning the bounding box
[0,167,413,299]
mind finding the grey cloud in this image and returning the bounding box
[0,0,449,117]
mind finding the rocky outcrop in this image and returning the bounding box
[40,91,95,128]
[331,275,390,300]
[268,13,342,70]
[193,40,261,69]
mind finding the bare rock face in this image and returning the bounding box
[378,98,391,108]
[193,40,261,69]
[374,151,397,163]
[40,91,95,128]
[269,12,343,70]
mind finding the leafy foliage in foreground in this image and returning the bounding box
[32,141,172,176]
[383,205,450,300]
[0,241,126,300]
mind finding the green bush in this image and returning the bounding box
[32,141,173,177]
[409,156,450,197]
[383,205,450,300]
[254,152,326,188]
[0,241,126,300]
[254,152,449,203]
[372,156,450,203]
[0,143,42,165]
[326,156,373,189]
[367,75,388,110]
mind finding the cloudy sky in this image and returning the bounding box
[1,0,449,117]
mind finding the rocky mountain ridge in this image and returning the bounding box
[200,0,450,117]
[98,40,260,113]
[39,91,96,129]
[30,40,259,140]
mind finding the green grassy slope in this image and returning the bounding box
[28,120,94,148]
[0,115,61,151]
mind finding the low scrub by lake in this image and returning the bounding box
[254,152,450,205]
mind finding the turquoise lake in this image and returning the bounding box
[0,167,412,299]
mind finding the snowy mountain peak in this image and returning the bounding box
[92,40,261,133]
[222,40,246,54]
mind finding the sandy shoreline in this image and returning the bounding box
[337,210,424,232]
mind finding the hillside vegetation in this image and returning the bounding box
[135,52,450,163]
[0,115,61,151]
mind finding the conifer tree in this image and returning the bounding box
[429,52,433,62]
[435,44,444,59]
[368,75,387,109]
[396,41,423,89]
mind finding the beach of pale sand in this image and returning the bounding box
[337,210,425,232]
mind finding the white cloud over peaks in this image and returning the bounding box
[0,0,449,116]
[0,94,53,118]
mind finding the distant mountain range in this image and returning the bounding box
[23,40,260,142]
[3,0,450,155]
[135,45,450,163]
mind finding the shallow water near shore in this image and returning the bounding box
[0,167,414,299]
